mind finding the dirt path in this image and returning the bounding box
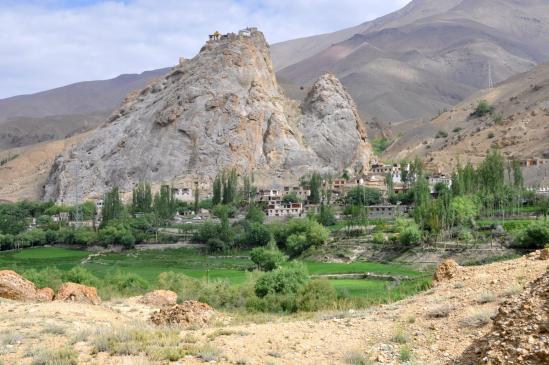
[135,242,206,250]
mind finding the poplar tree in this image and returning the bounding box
[101,187,124,227]
[132,182,152,213]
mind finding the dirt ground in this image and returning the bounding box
[0,255,547,365]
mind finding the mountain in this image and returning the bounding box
[272,0,549,125]
[384,62,549,176]
[0,69,169,150]
[43,29,372,203]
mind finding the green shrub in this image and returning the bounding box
[254,263,309,298]
[317,204,336,226]
[242,223,271,247]
[105,271,149,297]
[273,219,329,257]
[371,137,392,155]
[399,225,422,245]
[296,279,336,312]
[245,205,265,224]
[372,232,386,245]
[471,100,495,118]
[250,247,286,271]
[517,221,549,249]
[63,267,99,287]
[435,130,448,139]
[98,222,135,248]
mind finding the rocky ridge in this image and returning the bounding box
[43,29,372,202]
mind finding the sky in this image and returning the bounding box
[0,0,410,98]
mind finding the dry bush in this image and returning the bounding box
[345,351,372,365]
[30,346,78,365]
[460,308,494,327]
[427,304,452,318]
[476,291,497,304]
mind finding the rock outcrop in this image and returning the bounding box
[36,287,55,302]
[43,28,372,202]
[55,282,101,305]
[0,270,39,301]
[433,259,460,283]
[459,269,549,365]
[139,290,178,307]
[150,300,217,327]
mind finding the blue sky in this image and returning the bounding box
[0,0,410,98]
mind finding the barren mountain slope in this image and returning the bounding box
[0,133,91,202]
[385,62,549,174]
[43,30,372,203]
[0,253,547,364]
[273,0,549,124]
[0,69,169,151]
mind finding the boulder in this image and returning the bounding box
[36,287,55,302]
[0,270,38,301]
[55,282,101,305]
[139,290,178,307]
[433,259,460,283]
[150,300,216,327]
[539,248,549,260]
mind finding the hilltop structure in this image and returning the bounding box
[43,28,372,203]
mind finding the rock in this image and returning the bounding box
[0,270,38,301]
[55,282,101,305]
[433,259,460,283]
[43,28,372,203]
[539,248,549,260]
[459,268,549,364]
[139,290,177,306]
[150,300,217,327]
[36,287,55,302]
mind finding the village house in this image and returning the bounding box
[267,201,304,218]
[367,204,413,219]
[283,186,311,200]
[428,173,452,194]
[172,187,194,202]
[256,189,282,203]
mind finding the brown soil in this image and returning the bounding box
[0,255,547,364]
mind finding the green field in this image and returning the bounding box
[0,247,430,300]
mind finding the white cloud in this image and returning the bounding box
[0,0,410,98]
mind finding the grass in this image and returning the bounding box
[399,346,412,362]
[30,346,78,365]
[345,351,371,365]
[461,308,494,327]
[91,324,196,361]
[476,291,497,304]
[427,304,452,318]
[0,247,427,304]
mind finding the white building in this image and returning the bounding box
[172,187,194,202]
[428,174,452,193]
[267,201,303,217]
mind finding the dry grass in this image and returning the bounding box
[460,308,495,328]
[427,304,452,318]
[345,351,372,365]
[476,291,497,304]
[1,330,22,345]
[91,324,197,362]
[197,344,222,362]
[501,284,522,298]
[30,346,78,365]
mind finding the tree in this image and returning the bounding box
[194,181,200,214]
[346,187,381,206]
[250,247,286,271]
[512,160,523,188]
[101,187,124,227]
[132,182,152,213]
[385,173,394,193]
[318,204,336,226]
[212,175,222,206]
[451,196,478,226]
[0,203,28,235]
[282,193,302,204]
[246,205,265,224]
[309,172,322,204]
[153,185,176,225]
[222,169,239,205]
[243,223,272,247]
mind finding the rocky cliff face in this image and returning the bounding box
[43,29,371,202]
